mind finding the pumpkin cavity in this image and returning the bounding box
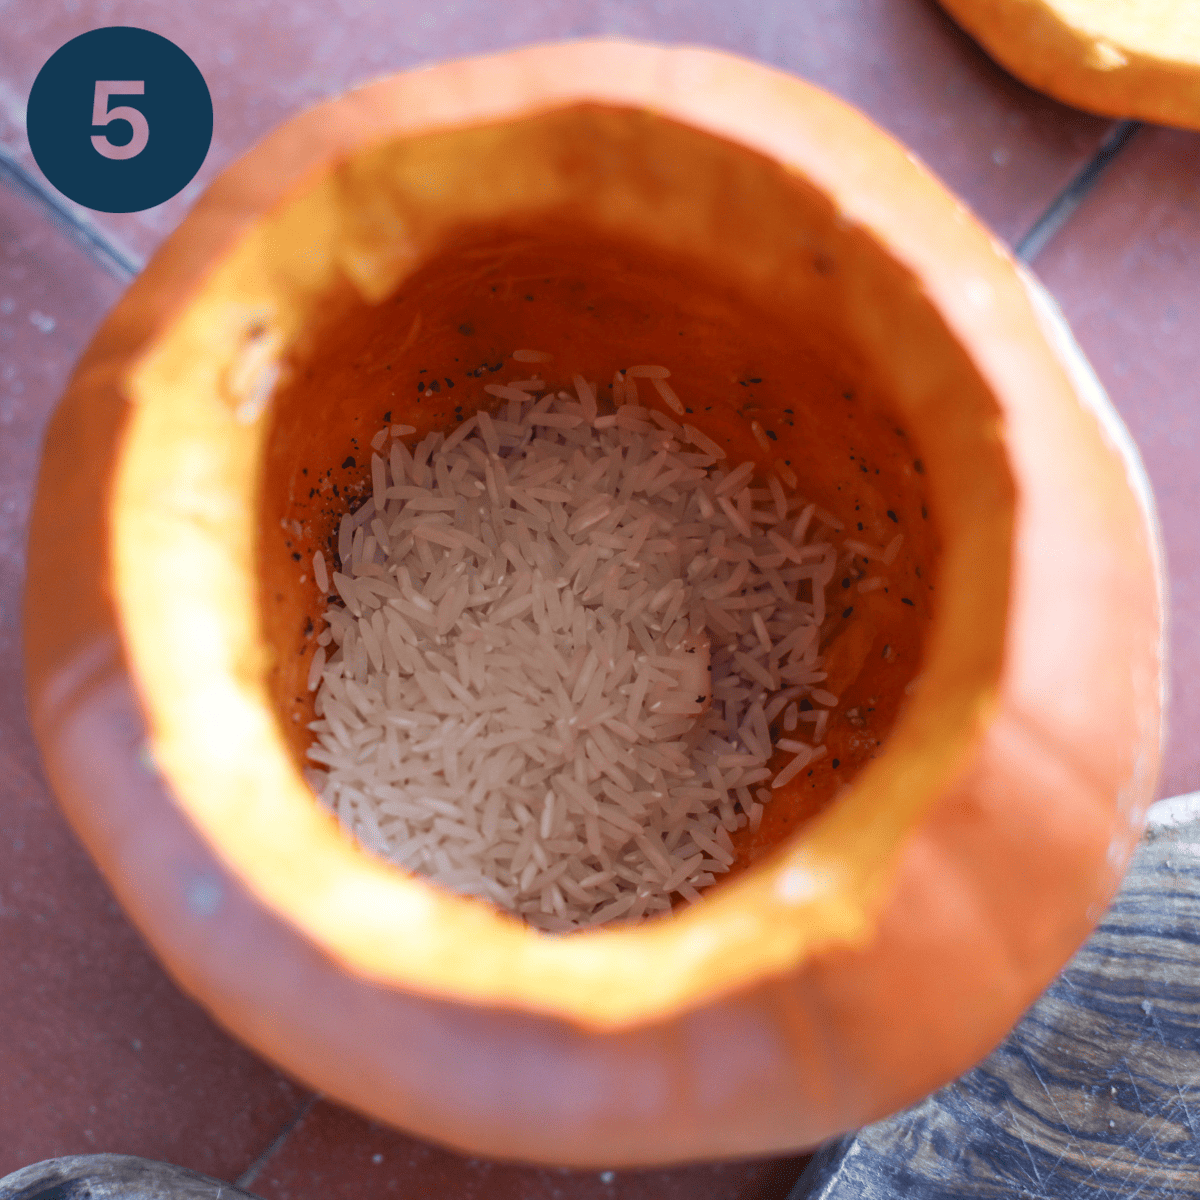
[257,218,940,933]
[300,359,861,931]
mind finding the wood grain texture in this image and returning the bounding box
[0,1154,261,1200]
[792,809,1200,1198]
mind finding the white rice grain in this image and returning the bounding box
[682,424,727,459]
[651,377,685,415]
[307,646,327,692]
[304,358,856,932]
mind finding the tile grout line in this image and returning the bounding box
[0,143,143,282]
[1015,119,1141,264]
[234,1093,323,1194]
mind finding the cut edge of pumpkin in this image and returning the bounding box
[105,42,1041,1030]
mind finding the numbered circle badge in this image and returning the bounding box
[27,26,212,213]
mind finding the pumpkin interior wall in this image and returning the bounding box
[258,220,936,877]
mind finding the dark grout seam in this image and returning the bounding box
[1015,119,1141,264]
[234,1093,323,1194]
[0,143,143,282]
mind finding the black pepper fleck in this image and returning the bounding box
[901,597,915,606]
[341,456,356,469]
[887,510,898,522]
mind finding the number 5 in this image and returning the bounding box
[91,81,148,160]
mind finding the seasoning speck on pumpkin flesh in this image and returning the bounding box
[303,358,875,932]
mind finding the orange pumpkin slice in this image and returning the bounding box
[938,0,1200,126]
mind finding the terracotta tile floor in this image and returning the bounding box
[2,2,1197,1196]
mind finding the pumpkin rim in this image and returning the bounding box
[97,39,1148,1030]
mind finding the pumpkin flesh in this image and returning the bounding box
[115,102,1004,1023]
[22,43,1163,1165]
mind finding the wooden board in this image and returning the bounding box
[0,1153,262,1199]
[792,800,1200,1198]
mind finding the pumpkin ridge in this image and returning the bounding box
[1008,701,1122,817]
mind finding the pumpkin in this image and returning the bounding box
[23,41,1164,1167]
[936,0,1200,127]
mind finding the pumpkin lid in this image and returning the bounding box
[937,0,1200,127]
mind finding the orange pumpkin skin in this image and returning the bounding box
[936,0,1200,128]
[23,42,1164,1167]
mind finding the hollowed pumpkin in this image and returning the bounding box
[23,41,1165,1167]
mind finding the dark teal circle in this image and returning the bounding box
[27,27,212,214]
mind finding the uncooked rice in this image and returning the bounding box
[304,359,855,932]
